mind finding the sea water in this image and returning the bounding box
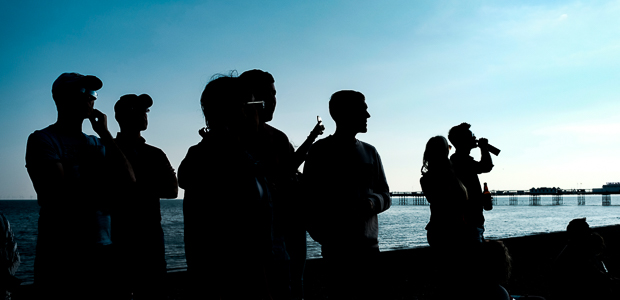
[2,195,620,283]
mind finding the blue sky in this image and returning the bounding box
[2,0,620,198]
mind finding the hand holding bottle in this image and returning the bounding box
[477,138,501,156]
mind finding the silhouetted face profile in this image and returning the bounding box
[68,91,97,120]
[239,69,276,123]
[448,122,477,150]
[349,101,370,133]
[52,72,102,119]
[239,94,262,133]
[114,94,153,132]
[262,82,277,122]
[329,90,370,134]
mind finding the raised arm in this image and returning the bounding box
[291,121,325,171]
[89,109,136,185]
[475,138,494,174]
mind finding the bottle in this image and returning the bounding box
[476,139,501,156]
[483,182,493,210]
[487,144,501,156]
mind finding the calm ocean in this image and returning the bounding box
[2,195,620,283]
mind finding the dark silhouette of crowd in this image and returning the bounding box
[17,71,619,300]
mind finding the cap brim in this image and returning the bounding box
[81,75,103,91]
[137,94,153,108]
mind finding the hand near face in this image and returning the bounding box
[88,109,112,140]
[478,138,489,149]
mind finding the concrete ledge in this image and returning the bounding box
[13,225,620,299]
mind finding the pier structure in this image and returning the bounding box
[390,192,428,206]
[390,188,618,206]
[509,195,519,205]
[578,193,586,205]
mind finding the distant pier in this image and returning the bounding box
[390,189,619,206]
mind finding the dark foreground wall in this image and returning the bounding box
[12,225,620,299]
[303,225,620,300]
[169,225,620,300]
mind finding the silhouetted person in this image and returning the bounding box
[420,136,471,249]
[420,136,472,298]
[468,240,514,300]
[304,90,391,300]
[0,213,20,300]
[179,75,276,299]
[239,69,324,300]
[550,218,619,300]
[25,72,135,299]
[448,122,493,243]
[113,94,178,299]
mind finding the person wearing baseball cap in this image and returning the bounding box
[25,72,135,299]
[112,94,177,299]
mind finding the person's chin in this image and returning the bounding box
[261,113,274,122]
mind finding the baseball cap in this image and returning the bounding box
[114,94,153,114]
[52,72,103,101]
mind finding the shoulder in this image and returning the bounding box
[450,152,472,163]
[264,124,289,143]
[308,135,334,152]
[27,125,56,143]
[143,143,172,161]
[265,124,289,139]
[264,124,291,146]
[26,126,60,160]
[83,133,103,147]
[182,137,216,161]
[184,142,204,158]
[143,143,167,155]
[357,139,378,153]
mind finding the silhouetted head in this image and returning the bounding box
[566,218,595,244]
[200,75,259,135]
[421,136,451,174]
[565,218,606,255]
[51,72,102,119]
[239,69,275,122]
[329,90,370,134]
[448,122,476,150]
[567,218,590,236]
[114,94,153,133]
[477,240,512,284]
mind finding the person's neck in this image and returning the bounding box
[54,114,84,134]
[455,147,472,156]
[333,128,358,143]
[118,129,141,140]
